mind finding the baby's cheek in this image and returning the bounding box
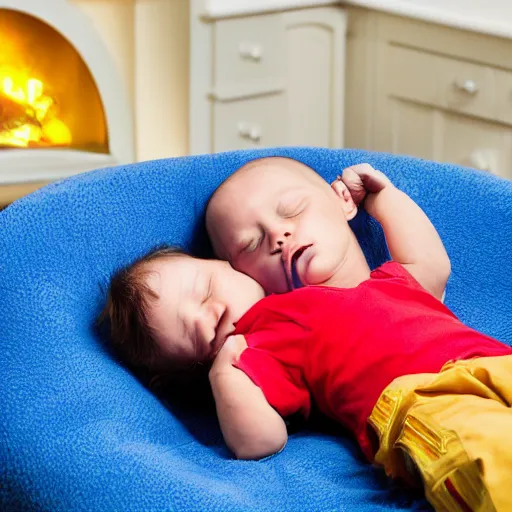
[304,254,331,284]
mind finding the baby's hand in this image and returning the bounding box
[338,163,392,206]
[210,335,248,378]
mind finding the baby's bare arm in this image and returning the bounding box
[209,335,288,460]
[342,164,451,300]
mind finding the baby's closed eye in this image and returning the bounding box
[278,199,307,218]
[241,237,262,254]
[201,277,213,304]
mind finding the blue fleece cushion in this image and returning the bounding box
[1,148,511,512]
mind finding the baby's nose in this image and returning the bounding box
[208,301,225,326]
[271,231,292,253]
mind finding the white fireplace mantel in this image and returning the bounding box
[0,0,134,184]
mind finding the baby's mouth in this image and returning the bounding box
[289,245,312,290]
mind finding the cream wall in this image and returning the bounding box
[70,0,190,161]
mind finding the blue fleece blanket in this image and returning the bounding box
[1,148,511,512]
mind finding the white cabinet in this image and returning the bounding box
[284,9,345,148]
[376,43,512,175]
[381,99,512,174]
[345,7,512,180]
[190,5,346,154]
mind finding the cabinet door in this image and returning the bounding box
[374,38,512,179]
[283,8,346,148]
[376,98,512,179]
[344,8,512,179]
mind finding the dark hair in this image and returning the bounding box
[98,245,186,375]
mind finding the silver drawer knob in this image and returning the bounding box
[249,127,261,142]
[238,122,250,138]
[239,42,262,61]
[237,122,261,143]
[454,79,479,95]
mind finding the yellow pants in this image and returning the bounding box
[368,355,512,512]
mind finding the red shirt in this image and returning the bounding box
[233,262,512,460]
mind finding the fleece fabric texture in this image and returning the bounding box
[1,147,511,512]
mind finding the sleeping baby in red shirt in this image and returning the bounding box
[101,160,512,512]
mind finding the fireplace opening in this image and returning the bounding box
[0,9,108,153]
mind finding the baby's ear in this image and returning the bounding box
[331,178,357,220]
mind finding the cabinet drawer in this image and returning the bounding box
[387,45,495,121]
[495,68,512,126]
[212,94,286,152]
[213,14,284,99]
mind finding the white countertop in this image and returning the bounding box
[203,0,338,18]
[203,0,512,39]
[343,0,512,40]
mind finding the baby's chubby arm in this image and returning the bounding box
[336,164,451,300]
[209,335,288,460]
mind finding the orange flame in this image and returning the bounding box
[0,68,72,148]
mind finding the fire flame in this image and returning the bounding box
[0,68,72,148]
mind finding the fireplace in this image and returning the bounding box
[0,0,134,185]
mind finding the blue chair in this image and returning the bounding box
[2,148,511,511]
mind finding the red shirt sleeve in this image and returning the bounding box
[235,348,311,418]
[371,261,425,291]
[233,301,312,419]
